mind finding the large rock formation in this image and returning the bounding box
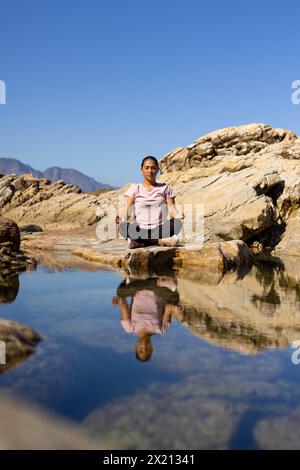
[157,124,299,249]
[0,173,100,229]
[159,124,296,172]
[1,123,300,256]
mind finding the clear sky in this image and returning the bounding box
[0,0,299,187]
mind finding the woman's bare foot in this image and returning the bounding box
[157,235,178,247]
[128,238,145,249]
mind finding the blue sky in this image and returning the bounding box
[0,0,299,187]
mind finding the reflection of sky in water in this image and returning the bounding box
[1,265,300,449]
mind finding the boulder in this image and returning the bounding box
[0,217,20,251]
[0,217,36,276]
[20,224,43,233]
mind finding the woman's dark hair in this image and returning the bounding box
[141,156,159,168]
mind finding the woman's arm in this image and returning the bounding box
[163,304,182,323]
[124,196,135,222]
[167,197,184,220]
[116,196,135,223]
[112,296,132,321]
[120,301,131,321]
[162,304,174,323]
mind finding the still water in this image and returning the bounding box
[1,259,300,450]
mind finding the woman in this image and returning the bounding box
[117,156,184,248]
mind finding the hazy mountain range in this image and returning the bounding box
[0,158,115,192]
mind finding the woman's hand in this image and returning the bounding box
[157,276,177,291]
[175,208,185,220]
[167,198,184,220]
[112,296,127,305]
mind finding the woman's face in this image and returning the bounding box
[136,336,153,362]
[141,159,159,182]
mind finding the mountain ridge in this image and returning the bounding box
[0,157,114,192]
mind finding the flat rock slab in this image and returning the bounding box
[21,229,252,273]
[73,239,252,274]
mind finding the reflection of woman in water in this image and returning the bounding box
[113,277,181,362]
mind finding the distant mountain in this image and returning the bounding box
[43,167,114,192]
[0,158,43,179]
[0,158,114,192]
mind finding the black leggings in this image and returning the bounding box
[119,219,182,245]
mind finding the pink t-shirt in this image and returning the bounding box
[124,183,175,228]
[121,290,170,335]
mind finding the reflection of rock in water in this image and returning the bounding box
[26,249,115,272]
[83,382,243,450]
[176,262,300,355]
[181,307,281,354]
[0,319,42,373]
[254,407,300,450]
[0,275,19,303]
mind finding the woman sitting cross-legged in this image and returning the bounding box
[117,156,184,248]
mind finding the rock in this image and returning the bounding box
[212,196,275,241]
[0,173,108,230]
[124,246,177,273]
[176,240,252,272]
[176,243,227,271]
[219,240,253,267]
[20,224,43,233]
[159,123,296,173]
[156,125,300,248]
[0,217,20,251]
[0,217,37,276]
[273,211,300,256]
[0,319,41,373]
